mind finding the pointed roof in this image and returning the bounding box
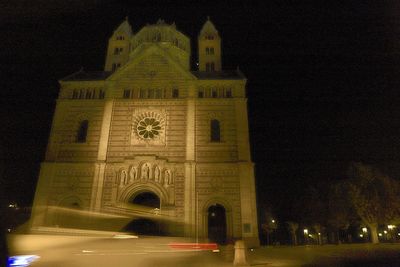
[60,69,112,81]
[114,17,133,36]
[200,17,218,35]
[106,44,196,81]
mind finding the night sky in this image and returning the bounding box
[2,1,400,222]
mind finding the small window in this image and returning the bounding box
[226,88,232,98]
[116,36,124,40]
[148,89,154,99]
[99,90,105,99]
[206,47,210,55]
[198,89,204,98]
[72,90,78,99]
[123,89,131,99]
[205,88,211,97]
[76,120,89,143]
[86,90,92,99]
[206,63,210,72]
[112,63,121,71]
[172,88,179,98]
[79,89,84,99]
[114,47,123,55]
[155,89,162,98]
[210,62,215,71]
[210,47,214,55]
[210,119,221,142]
[212,89,218,98]
[140,89,146,98]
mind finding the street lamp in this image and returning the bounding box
[361,227,368,242]
[303,229,309,245]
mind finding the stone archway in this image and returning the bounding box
[201,199,233,244]
[208,204,227,244]
[122,191,162,235]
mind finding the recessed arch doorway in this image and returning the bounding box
[123,191,162,235]
[131,191,160,208]
[208,204,227,244]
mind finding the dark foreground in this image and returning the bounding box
[244,243,400,267]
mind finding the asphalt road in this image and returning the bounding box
[8,234,230,267]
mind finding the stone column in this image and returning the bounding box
[184,86,197,237]
[234,99,251,161]
[235,98,259,247]
[89,100,114,211]
[238,162,259,247]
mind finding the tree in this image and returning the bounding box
[345,162,400,244]
[286,221,298,245]
[327,182,353,244]
[313,224,323,245]
[260,209,277,245]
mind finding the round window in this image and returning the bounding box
[136,117,162,139]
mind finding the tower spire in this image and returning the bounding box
[198,17,221,72]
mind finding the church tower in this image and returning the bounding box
[31,18,259,247]
[198,17,221,71]
[104,17,133,72]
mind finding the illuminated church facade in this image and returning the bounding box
[32,18,259,246]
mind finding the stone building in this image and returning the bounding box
[32,18,259,246]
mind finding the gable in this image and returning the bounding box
[107,46,196,82]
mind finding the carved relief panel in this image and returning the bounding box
[108,156,178,206]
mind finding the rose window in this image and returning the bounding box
[137,117,162,139]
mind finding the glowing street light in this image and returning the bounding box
[303,229,308,235]
[388,225,396,230]
[362,227,368,233]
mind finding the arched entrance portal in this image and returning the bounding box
[123,191,162,235]
[208,204,227,244]
[132,192,160,208]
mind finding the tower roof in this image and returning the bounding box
[200,17,218,36]
[114,17,133,36]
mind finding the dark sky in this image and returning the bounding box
[2,0,400,221]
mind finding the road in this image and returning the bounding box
[8,233,230,267]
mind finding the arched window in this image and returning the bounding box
[212,89,218,98]
[72,90,78,99]
[76,120,89,143]
[210,119,221,142]
[172,88,179,98]
[99,89,105,99]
